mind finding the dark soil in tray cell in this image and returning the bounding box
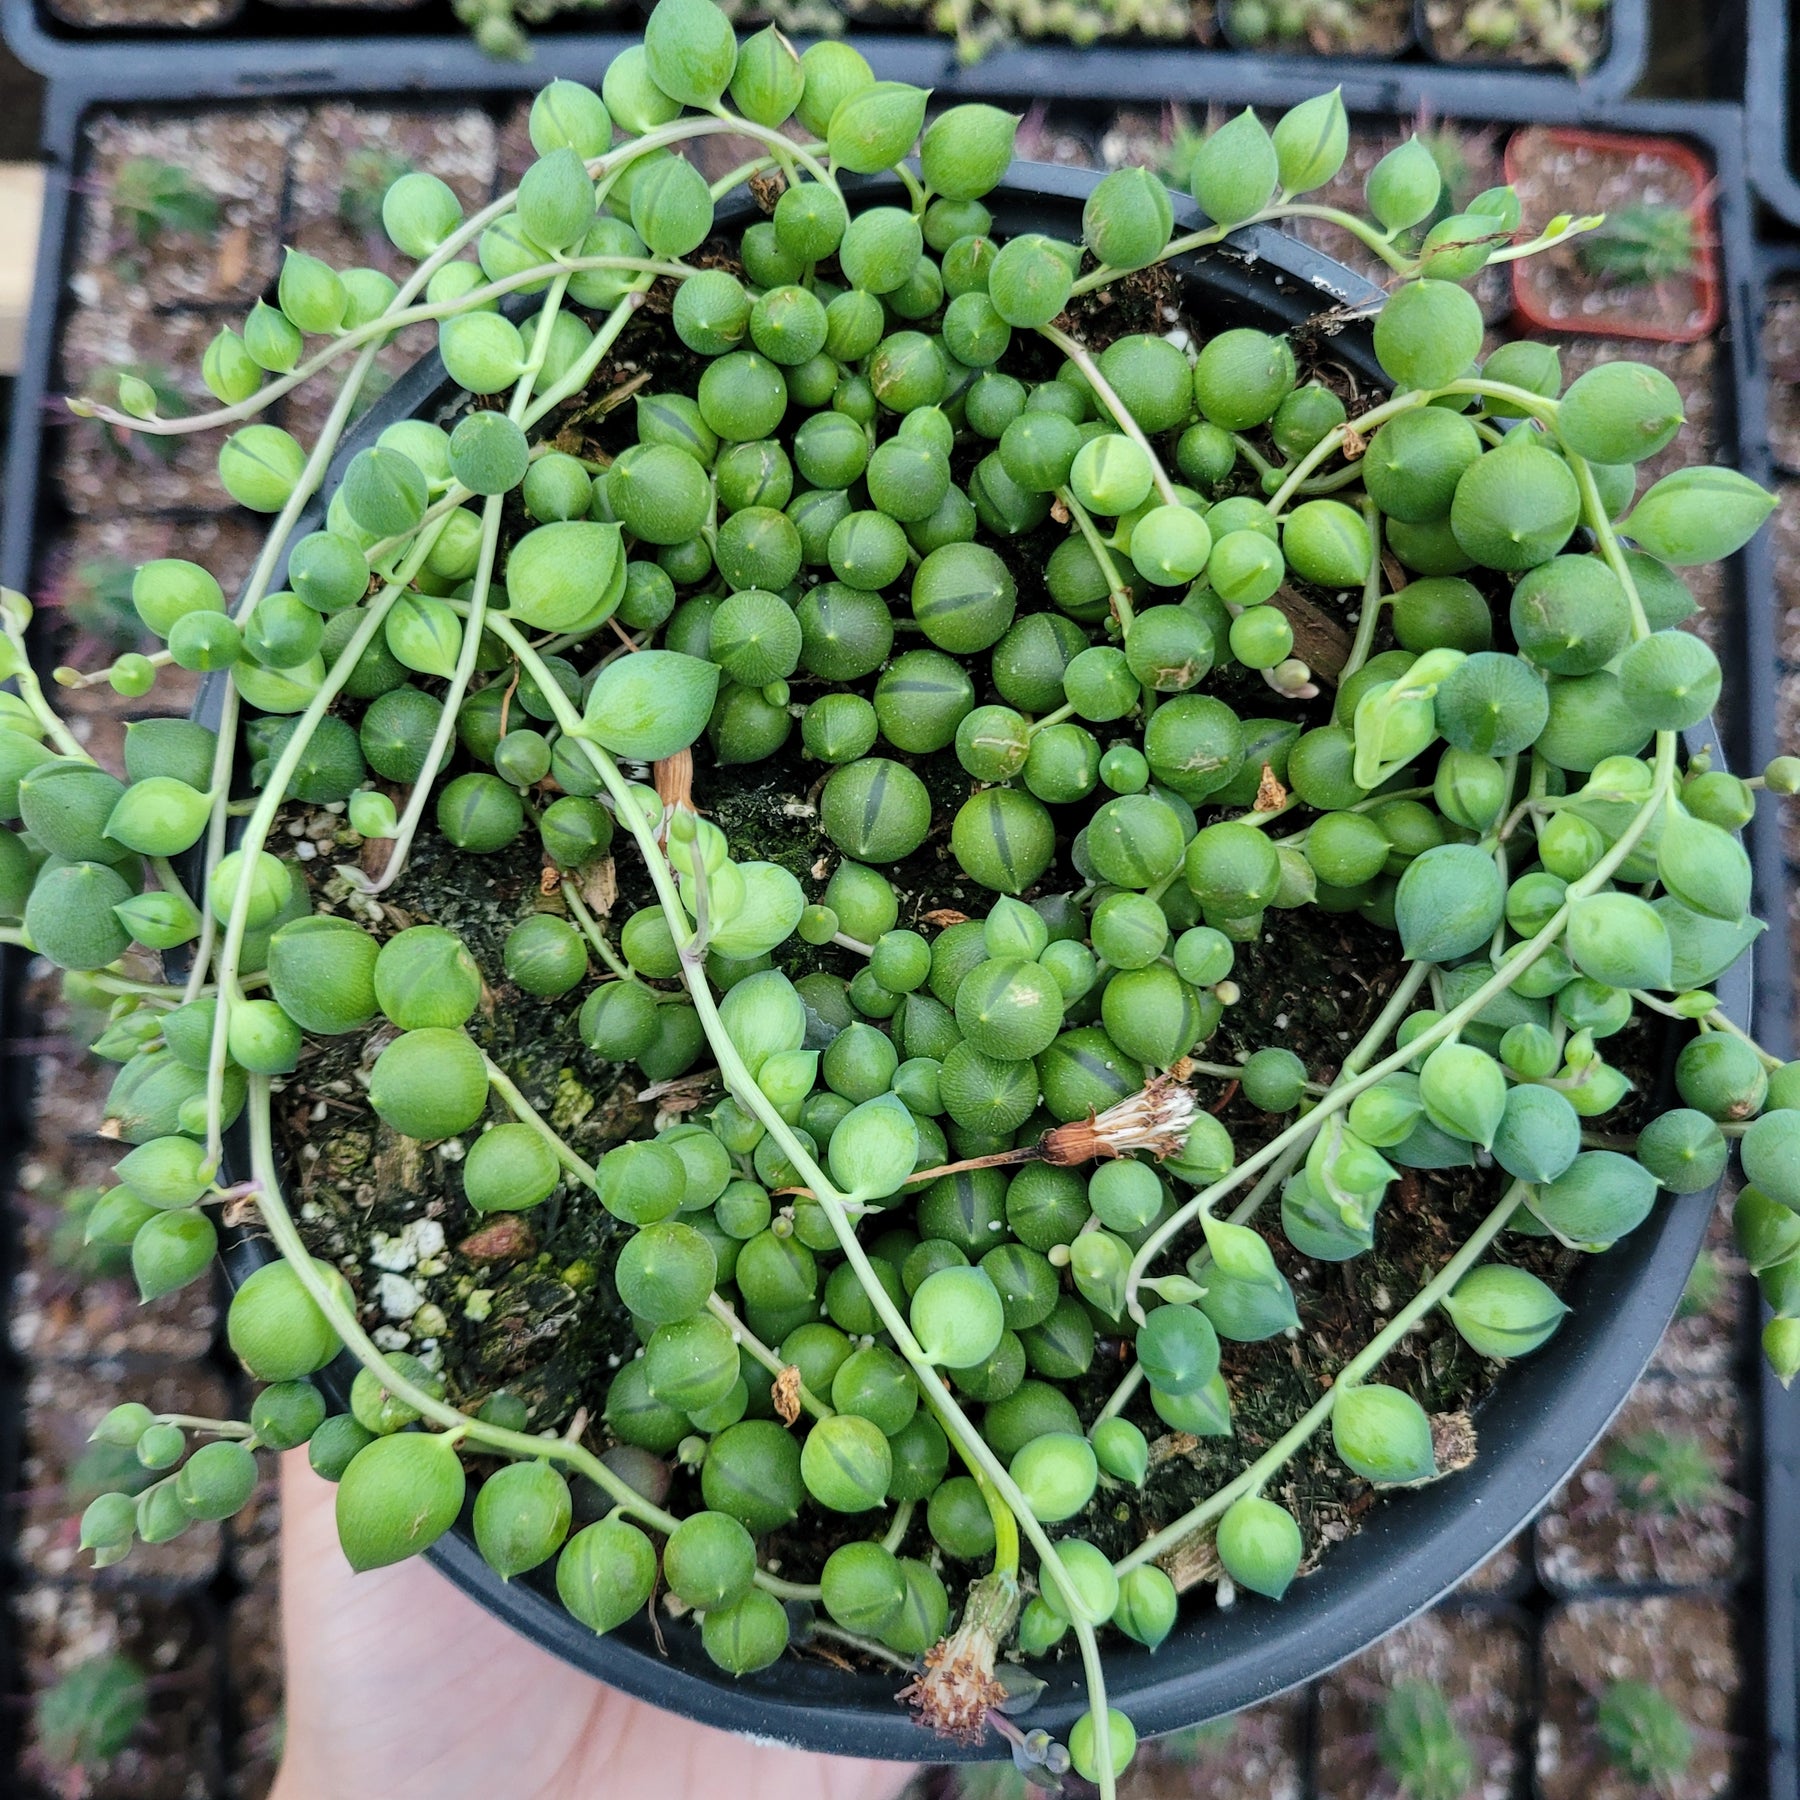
[18,1361,231,1588]
[1219,0,1413,59]
[1115,1692,1307,1797]
[1534,1377,1746,1592]
[225,1581,283,1800]
[13,1583,226,1800]
[71,110,305,314]
[1536,1596,1740,1800]
[286,102,501,274]
[1504,127,1716,344]
[1649,1203,1748,1380]
[1421,0,1608,73]
[47,0,240,26]
[1314,1604,1529,1799]
[1761,283,1800,476]
[54,306,242,517]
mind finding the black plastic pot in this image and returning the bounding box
[0,0,1649,101]
[177,159,1756,1761]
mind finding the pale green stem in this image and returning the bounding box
[560,881,638,984]
[706,1293,833,1422]
[1056,488,1137,633]
[1265,380,1559,518]
[1340,498,1386,683]
[881,1498,916,1554]
[201,538,426,1161]
[483,1056,600,1187]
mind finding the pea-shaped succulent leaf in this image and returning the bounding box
[1069,1709,1137,1784]
[219,425,306,513]
[529,79,612,157]
[1191,108,1278,227]
[1365,134,1442,232]
[132,1208,217,1301]
[383,171,462,258]
[1417,1042,1507,1149]
[828,1094,919,1202]
[1743,1110,1800,1209]
[1558,363,1684,466]
[1216,1494,1302,1598]
[1374,281,1482,393]
[334,1432,464,1571]
[1624,467,1777,566]
[643,0,737,108]
[1009,1432,1098,1523]
[367,1028,488,1140]
[801,1413,893,1513]
[1656,806,1751,923]
[665,1509,757,1610]
[250,1381,326,1452]
[1332,1384,1438,1485]
[1082,167,1173,273]
[629,153,715,259]
[580,650,718,762]
[1271,90,1348,195]
[1528,1151,1657,1250]
[921,104,1018,201]
[1566,893,1672,991]
[557,1517,658,1634]
[729,26,804,126]
[1135,1303,1220,1396]
[1395,843,1505,964]
[175,1439,258,1522]
[1618,631,1721,732]
[911,1265,1006,1368]
[1441,1264,1568,1358]
[829,82,928,175]
[1491,1083,1582,1185]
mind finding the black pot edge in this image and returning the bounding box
[0,94,1784,1771]
[184,158,1752,1757]
[1,0,1647,102]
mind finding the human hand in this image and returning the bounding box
[270,1449,915,1800]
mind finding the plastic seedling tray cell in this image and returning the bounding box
[1502,126,1722,346]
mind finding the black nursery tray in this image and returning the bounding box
[0,52,1789,1800]
[1747,0,1800,228]
[0,0,1650,98]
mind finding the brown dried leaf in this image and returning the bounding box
[1254,763,1289,811]
[773,1364,803,1426]
[922,908,971,927]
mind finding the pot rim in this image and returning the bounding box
[205,158,1749,1760]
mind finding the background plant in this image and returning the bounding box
[6,8,1793,1791]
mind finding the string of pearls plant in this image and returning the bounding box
[9,7,1795,1786]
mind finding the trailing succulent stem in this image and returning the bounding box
[11,8,1796,1791]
